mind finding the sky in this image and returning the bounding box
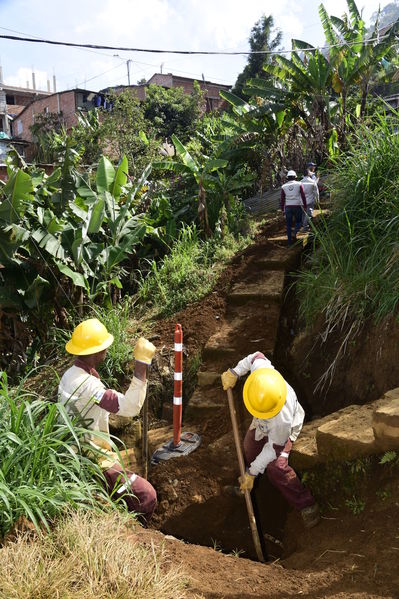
[0,0,389,93]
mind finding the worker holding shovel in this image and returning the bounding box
[221,352,319,529]
[58,318,157,523]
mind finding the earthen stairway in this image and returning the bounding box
[185,245,300,422]
[143,233,306,560]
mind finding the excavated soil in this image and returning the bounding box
[137,217,399,598]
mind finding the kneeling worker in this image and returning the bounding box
[221,352,319,528]
[58,318,157,522]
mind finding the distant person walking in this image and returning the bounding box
[306,161,318,181]
[301,172,319,231]
[280,170,307,245]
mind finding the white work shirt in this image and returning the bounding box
[58,363,147,451]
[301,175,319,206]
[232,353,305,476]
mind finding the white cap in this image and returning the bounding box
[287,170,297,178]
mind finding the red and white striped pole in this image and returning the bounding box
[173,323,183,447]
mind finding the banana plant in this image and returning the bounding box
[318,0,399,124]
[0,152,155,313]
[153,134,228,236]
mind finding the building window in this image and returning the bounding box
[6,94,15,105]
[44,106,49,113]
[17,120,23,135]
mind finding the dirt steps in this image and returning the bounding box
[228,270,285,304]
[186,242,300,422]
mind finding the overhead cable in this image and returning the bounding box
[0,32,392,56]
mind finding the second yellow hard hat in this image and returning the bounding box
[65,318,114,355]
[243,368,287,419]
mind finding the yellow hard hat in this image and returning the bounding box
[243,368,287,419]
[65,318,114,355]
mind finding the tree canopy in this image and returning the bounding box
[232,15,282,99]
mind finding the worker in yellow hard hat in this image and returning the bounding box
[221,351,319,529]
[58,318,157,523]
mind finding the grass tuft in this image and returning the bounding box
[297,113,399,387]
[0,510,191,599]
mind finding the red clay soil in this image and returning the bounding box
[275,264,399,418]
[133,475,399,598]
[142,217,399,598]
[152,217,283,353]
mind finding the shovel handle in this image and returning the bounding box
[142,372,149,479]
[226,388,265,563]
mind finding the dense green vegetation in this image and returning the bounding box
[0,372,115,537]
[138,224,253,316]
[297,113,399,359]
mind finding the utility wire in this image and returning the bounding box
[0,32,392,55]
[0,25,122,59]
[73,62,125,89]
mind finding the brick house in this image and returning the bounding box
[13,89,101,145]
[0,83,52,161]
[104,72,231,112]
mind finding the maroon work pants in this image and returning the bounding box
[104,463,157,523]
[243,428,314,511]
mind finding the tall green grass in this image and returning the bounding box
[298,114,399,325]
[138,224,252,316]
[0,372,113,537]
[297,114,399,386]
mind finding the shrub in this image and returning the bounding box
[138,224,252,316]
[298,115,399,329]
[0,372,113,537]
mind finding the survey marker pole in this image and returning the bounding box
[173,324,183,445]
[151,324,201,464]
[227,388,265,563]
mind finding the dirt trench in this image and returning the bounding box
[148,221,305,561]
[111,217,399,597]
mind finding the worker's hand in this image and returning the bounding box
[238,471,256,493]
[134,337,156,365]
[221,369,238,391]
[276,439,293,468]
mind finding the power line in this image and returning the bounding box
[0,32,392,56]
[74,62,126,89]
[0,25,121,59]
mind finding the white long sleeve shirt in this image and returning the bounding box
[301,175,319,206]
[58,360,147,452]
[232,352,305,476]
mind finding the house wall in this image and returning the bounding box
[14,91,79,143]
